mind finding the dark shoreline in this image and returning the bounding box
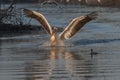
[0,23,43,37]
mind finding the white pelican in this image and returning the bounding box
[23,9,97,46]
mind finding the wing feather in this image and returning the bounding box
[58,12,97,39]
[23,9,52,35]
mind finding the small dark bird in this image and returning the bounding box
[91,49,98,54]
[90,49,99,58]
[23,9,97,46]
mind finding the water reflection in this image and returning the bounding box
[1,36,120,80]
[0,39,1,55]
[24,47,93,80]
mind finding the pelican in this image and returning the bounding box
[23,9,97,46]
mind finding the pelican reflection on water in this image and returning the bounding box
[25,47,92,80]
[23,9,97,47]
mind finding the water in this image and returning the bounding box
[0,4,120,80]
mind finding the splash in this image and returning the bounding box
[40,40,73,47]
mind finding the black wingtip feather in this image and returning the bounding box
[23,9,33,17]
[87,11,98,19]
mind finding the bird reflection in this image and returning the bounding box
[25,47,94,80]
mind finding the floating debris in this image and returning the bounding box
[40,0,58,7]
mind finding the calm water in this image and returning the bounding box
[0,4,120,80]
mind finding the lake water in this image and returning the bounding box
[0,4,120,80]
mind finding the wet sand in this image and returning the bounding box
[0,4,120,80]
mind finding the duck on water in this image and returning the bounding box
[23,9,97,47]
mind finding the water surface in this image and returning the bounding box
[0,4,120,80]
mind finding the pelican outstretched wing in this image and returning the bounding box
[23,9,52,35]
[58,12,97,39]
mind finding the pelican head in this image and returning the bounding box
[52,27,58,35]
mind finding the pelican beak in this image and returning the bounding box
[23,9,34,18]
